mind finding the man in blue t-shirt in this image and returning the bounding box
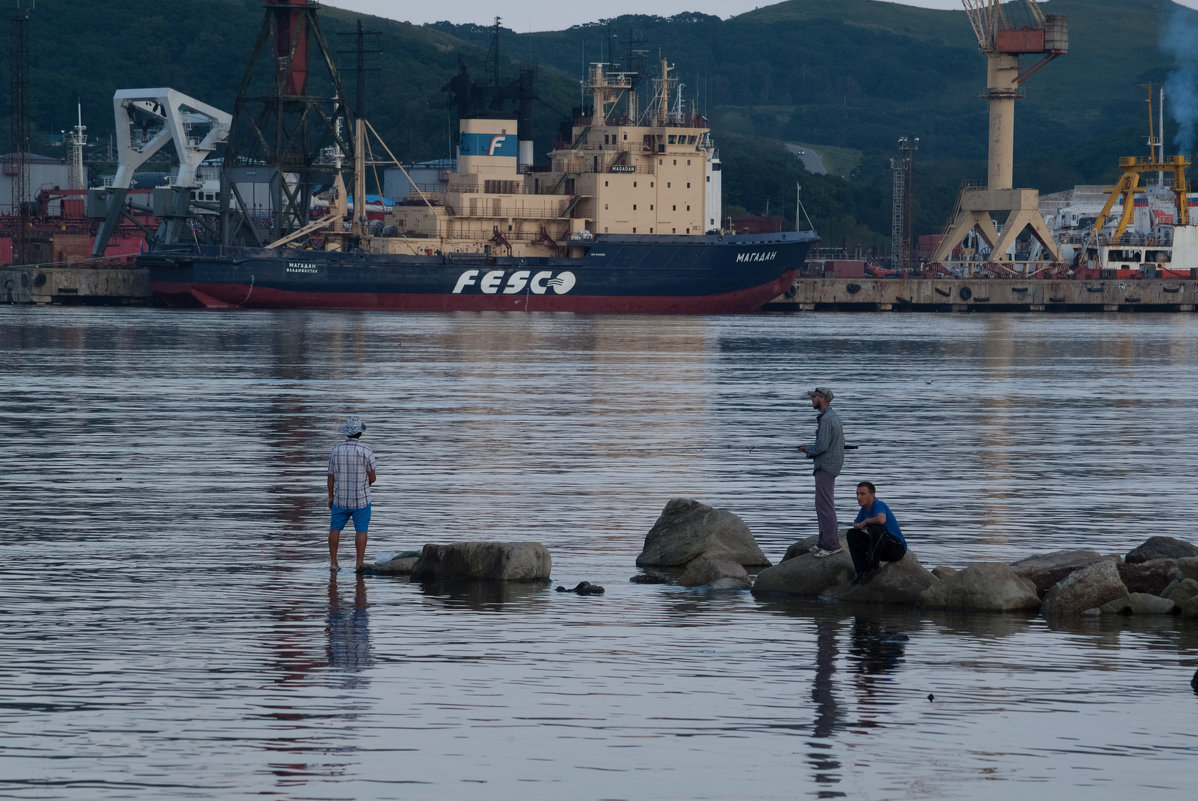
[847,481,907,585]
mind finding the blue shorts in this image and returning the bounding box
[330,503,371,533]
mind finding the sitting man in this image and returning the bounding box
[847,481,907,585]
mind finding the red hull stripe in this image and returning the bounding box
[154,271,798,313]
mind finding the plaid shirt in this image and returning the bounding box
[328,438,377,509]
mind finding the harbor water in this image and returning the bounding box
[2,307,1197,800]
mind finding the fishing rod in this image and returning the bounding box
[616,444,861,453]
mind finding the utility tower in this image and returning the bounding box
[932,1,1067,273]
[219,0,353,246]
[890,136,918,271]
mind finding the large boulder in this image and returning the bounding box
[1117,559,1183,595]
[1041,559,1129,617]
[679,557,750,588]
[921,563,1041,611]
[1183,596,1198,620]
[1163,577,1198,606]
[751,534,854,596]
[410,542,551,581]
[1008,550,1111,597]
[636,498,770,568]
[822,551,937,606]
[1125,536,1198,564]
[1097,593,1179,616]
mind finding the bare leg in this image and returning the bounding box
[354,531,368,569]
[329,529,341,569]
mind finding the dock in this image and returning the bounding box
[765,277,1198,312]
[1,264,149,306]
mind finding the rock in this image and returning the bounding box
[636,498,770,568]
[410,541,551,582]
[1163,577,1198,606]
[679,557,749,588]
[1125,536,1198,564]
[782,532,850,562]
[630,568,676,585]
[1008,549,1111,597]
[823,551,937,606]
[556,581,605,595]
[373,550,421,575]
[1041,560,1129,617]
[751,534,854,597]
[920,563,1041,611]
[1192,667,1198,693]
[931,565,958,581]
[1097,593,1179,616]
[701,577,753,592]
[1183,595,1198,620]
[1117,559,1183,595]
[1177,557,1198,582]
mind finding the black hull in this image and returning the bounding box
[142,231,816,313]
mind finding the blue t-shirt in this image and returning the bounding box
[855,499,905,546]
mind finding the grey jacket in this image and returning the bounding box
[804,407,844,476]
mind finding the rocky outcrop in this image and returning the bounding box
[751,533,854,596]
[921,563,1042,611]
[636,498,770,568]
[1041,560,1129,617]
[679,557,750,588]
[1117,559,1184,595]
[1162,577,1198,607]
[556,581,605,595]
[1008,550,1111,597]
[1125,536,1198,564]
[822,552,936,606]
[410,542,551,582]
[1096,593,1179,616]
[372,550,422,575]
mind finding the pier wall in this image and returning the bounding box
[767,278,1198,312]
[1,265,150,306]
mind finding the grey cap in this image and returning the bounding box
[807,387,834,402]
[337,415,367,435]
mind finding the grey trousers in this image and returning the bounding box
[813,469,839,549]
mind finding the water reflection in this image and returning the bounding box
[327,571,373,680]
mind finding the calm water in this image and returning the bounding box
[1,307,1197,800]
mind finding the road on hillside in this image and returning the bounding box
[785,143,827,175]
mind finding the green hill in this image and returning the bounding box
[2,0,1194,252]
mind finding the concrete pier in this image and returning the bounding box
[766,278,1198,312]
[1,265,150,306]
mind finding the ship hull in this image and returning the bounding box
[142,232,816,314]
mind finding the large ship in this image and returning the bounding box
[144,33,815,313]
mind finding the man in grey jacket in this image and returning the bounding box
[798,387,845,557]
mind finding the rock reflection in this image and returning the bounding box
[415,578,550,610]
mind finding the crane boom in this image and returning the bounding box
[961,0,1047,51]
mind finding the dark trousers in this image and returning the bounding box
[847,524,907,576]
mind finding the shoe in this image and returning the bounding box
[852,567,879,585]
[809,544,823,554]
[814,546,843,559]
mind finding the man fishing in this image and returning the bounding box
[798,387,844,558]
[847,481,907,585]
[328,416,377,571]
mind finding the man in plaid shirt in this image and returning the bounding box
[327,416,377,571]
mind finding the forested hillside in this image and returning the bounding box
[1,0,1193,251]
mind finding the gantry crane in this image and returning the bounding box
[932,0,1068,274]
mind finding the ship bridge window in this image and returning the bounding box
[668,135,677,144]
[688,136,697,145]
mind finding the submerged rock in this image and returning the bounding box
[411,541,551,582]
[373,550,422,575]
[1041,559,1129,617]
[556,581,605,595]
[1096,593,1178,616]
[636,498,770,568]
[921,562,1041,612]
[679,557,749,588]
[1125,536,1198,564]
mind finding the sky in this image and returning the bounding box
[321,0,1198,33]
